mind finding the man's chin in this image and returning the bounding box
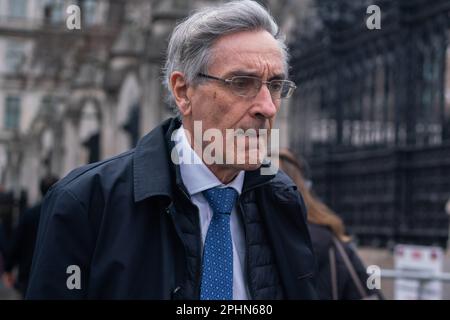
[228,162,262,172]
[226,148,267,171]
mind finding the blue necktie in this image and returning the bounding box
[200,186,238,300]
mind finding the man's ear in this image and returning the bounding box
[170,71,191,116]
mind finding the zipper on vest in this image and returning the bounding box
[192,204,203,299]
[239,179,273,300]
[239,198,255,300]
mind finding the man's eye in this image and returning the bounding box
[270,82,283,92]
[232,78,253,89]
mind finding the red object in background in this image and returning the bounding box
[412,250,422,260]
[430,249,439,260]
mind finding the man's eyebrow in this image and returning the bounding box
[224,70,286,79]
[269,73,287,80]
[224,70,259,77]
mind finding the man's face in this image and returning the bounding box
[184,30,285,171]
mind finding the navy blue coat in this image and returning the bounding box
[26,117,317,299]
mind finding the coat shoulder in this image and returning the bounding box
[264,169,305,208]
[271,169,297,188]
[49,149,135,204]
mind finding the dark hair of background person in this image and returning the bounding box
[39,175,59,197]
[278,148,350,243]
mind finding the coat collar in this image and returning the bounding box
[133,117,179,203]
[133,117,275,203]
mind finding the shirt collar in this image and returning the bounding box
[174,125,245,196]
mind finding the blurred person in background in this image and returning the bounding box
[279,148,383,300]
[0,187,13,287]
[2,175,59,297]
[0,219,6,277]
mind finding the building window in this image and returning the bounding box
[444,47,450,141]
[43,0,64,24]
[8,0,27,18]
[122,104,140,147]
[41,95,54,113]
[4,96,21,130]
[5,41,25,73]
[83,0,97,26]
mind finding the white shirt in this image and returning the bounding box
[173,126,250,300]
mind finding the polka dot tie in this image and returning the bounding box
[200,187,238,300]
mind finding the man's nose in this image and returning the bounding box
[249,85,278,119]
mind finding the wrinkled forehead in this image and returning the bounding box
[208,30,287,78]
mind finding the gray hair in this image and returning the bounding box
[163,0,288,115]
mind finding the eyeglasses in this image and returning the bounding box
[197,73,297,99]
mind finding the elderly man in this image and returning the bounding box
[27,0,317,299]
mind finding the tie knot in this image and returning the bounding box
[202,187,238,215]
